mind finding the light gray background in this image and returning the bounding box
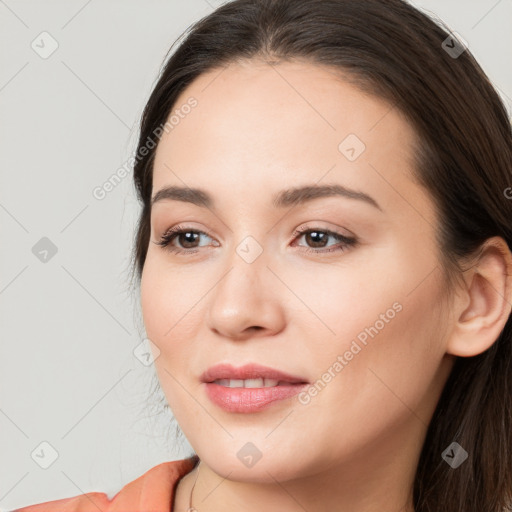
[1,0,511,509]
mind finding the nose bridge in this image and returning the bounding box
[220,232,269,299]
[221,214,271,277]
[235,233,267,267]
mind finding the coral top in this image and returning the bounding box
[12,455,200,512]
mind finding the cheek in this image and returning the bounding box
[140,262,168,341]
[140,259,199,404]
[139,253,218,409]
[140,253,203,342]
[294,237,446,391]
[301,259,447,436]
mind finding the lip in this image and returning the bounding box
[200,363,309,413]
[200,363,309,385]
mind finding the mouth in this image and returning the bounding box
[200,362,309,386]
[200,363,309,413]
[211,378,304,388]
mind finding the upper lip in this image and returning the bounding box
[201,363,309,384]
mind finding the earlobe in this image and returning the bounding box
[446,236,512,358]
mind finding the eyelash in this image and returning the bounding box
[153,224,357,256]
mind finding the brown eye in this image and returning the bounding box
[153,225,216,254]
[292,227,357,254]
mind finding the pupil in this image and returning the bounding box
[307,231,326,247]
[181,232,198,248]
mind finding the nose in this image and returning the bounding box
[205,242,286,341]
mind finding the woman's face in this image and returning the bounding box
[140,59,456,481]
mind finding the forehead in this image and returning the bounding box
[151,59,427,220]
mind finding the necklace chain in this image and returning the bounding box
[187,460,201,511]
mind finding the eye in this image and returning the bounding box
[153,224,217,254]
[290,225,357,254]
[153,224,357,255]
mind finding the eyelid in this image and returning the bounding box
[154,221,358,257]
[291,222,356,241]
[156,222,352,245]
[160,223,216,241]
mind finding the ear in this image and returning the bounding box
[446,236,512,357]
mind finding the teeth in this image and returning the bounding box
[213,378,280,388]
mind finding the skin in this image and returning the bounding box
[140,59,512,512]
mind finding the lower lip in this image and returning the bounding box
[203,382,309,413]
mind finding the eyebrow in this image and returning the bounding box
[151,183,382,211]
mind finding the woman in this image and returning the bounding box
[14,0,512,510]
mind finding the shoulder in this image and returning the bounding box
[12,455,200,512]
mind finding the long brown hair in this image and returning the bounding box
[128,1,512,510]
